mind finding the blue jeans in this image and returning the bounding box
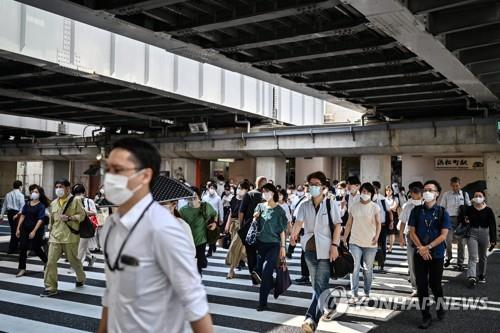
[256,242,280,306]
[349,244,377,296]
[304,251,331,325]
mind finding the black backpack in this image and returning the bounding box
[62,196,95,239]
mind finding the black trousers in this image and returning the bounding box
[18,227,47,270]
[378,223,388,268]
[300,250,310,277]
[244,243,257,274]
[414,254,445,319]
[7,209,20,252]
[195,243,207,274]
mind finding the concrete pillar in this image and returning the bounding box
[256,157,286,188]
[0,161,18,195]
[295,157,333,185]
[484,153,500,241]
[360,155,391,187]
[42,161,69,198]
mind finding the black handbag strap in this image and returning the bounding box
[61,195,79,235]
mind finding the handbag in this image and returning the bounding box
[245,204,262,246]
[61,196,95,238]
[222,233,231,249]
[454,222,471,238]
[274,259,292,299]
[245,218,260,245]
[326,199,354,278]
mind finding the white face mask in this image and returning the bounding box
[31,192,39,201]
[208,188,216,195]
[263,192,273,202]
[473,197,484,204]
[360,193,371,202]
[411,199,423,206]
[296,191,304,197]
[423,191,435,203]
[350,186,359,195]
[104,171,143,206]
[278,195,284,201]
[55,188,65,198]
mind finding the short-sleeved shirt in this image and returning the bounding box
[408,204,451,259]
[256,203,287,244]
[21,202,46,230]
[239,190,263,225]
[179,203,217,246]
[349,201,380,248]
[399,201,421,235]
[297,197,342,259]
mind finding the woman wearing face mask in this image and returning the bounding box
[15,184,49,277]
[343,182,381,303]
[72,184,98,268]
[465,191,497,288]
[254,183,288,311]
[224,181,250,279]
[385,185,400,253]
[179,187,217,275]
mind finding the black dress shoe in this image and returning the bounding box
[437,309,446,321]
[295,276,310,285]
[444,259,451,268]
[418,318,432,329]
[256,304,269,312]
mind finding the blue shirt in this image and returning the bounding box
[21,202,46,230]
[408,204,451,259]
[255,203,287,244]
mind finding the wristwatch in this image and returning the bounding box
[427,244,433,250]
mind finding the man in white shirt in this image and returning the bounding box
[97,138,212,333]
[202,181,224,257]
[291,171,342,332]
[398,181,424,296]
[439,177,471,270]
[1,180,26,254]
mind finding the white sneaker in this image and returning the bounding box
[322,308,340,321]
[88,256,96,267]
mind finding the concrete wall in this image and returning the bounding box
[0,161,17,196]
[360,155,391,187]
[484,153,500,241]
[402,155,484,191]
[16,161,43,193]
[228,158,256,184]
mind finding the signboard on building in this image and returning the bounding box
[434,157,484,170]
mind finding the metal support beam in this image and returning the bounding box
[168,0,341,35]
[106,0,188,15]
[445,23,500,52]
[428,2,500,35]
[218,23,367,52]
[371,96,466,106]
[283,57,418,76]
[360,90,461,102]
[0,88,172,124]
[459,44,500,65]
[345,80,451,97]
[480,72,500,85]
[251,41,397,66]
[469,60,500,76]
[302,67,432,85]
[407,0,482,14]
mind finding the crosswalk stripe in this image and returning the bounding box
[0,242,466,333]
[0,313,86,333]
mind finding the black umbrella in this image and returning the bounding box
[462,180,487,198]
[151,176,195,203]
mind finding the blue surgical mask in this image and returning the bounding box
[309,186,322,198]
